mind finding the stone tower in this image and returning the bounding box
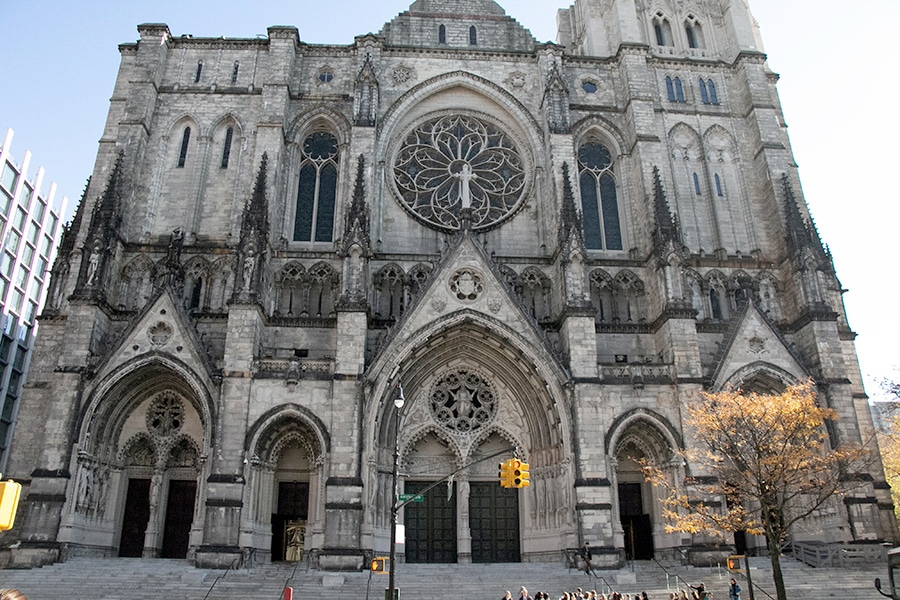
[0,0,893,570]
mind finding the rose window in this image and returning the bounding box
[146,393,184,437]
[393,114,528,232]
[430,370,497,433]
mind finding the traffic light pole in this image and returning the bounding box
[394,445,519,513]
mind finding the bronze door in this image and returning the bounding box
[404,481,457,563]
[470,482,520,563]
[119,478,151,557]
[161,480,197,558]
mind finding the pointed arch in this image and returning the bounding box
[590,268,616,324]
[119,255,157,311]
[374,263,406,320]
[182,257,210,311]
[274,261,306,317]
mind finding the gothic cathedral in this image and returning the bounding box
[1,0,894,570]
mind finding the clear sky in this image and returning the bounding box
[1,1,897,399]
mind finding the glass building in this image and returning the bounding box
[0,128,68,472]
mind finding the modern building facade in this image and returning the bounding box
[0,129,67,473]
[1,0,894,570]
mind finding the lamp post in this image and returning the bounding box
[388,383,405,600]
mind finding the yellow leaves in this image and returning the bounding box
[644,380,872,543]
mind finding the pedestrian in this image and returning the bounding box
[580,542,593,574]
[689,582,707,600]
[520,586,533,600]
[503,591,513,600]
[728,579,741,600]
[0,591,28,600]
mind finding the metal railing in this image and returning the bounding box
[202,555,241,600]
[785,540,890,568]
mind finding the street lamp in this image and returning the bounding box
[388,383,405,600]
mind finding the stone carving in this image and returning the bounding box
[146,392,184,437]
[147,321,174,348]
[391,66,413,85]
[449,268,484,302]
[393,114,527,232]
[429,370,497,434]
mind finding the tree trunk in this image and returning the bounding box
[765,530,787,600]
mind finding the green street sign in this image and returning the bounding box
[398,493,424,503]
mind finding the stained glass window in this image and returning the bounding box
[578,142,623,251]
[294,132,339,242]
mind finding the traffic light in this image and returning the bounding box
[0,479,22,531]
[371,556,388,573]
[499,460,514,488]
[727,555,744,572]
[515,461,531,487]
[511,460,531,488]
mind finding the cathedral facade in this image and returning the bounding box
[1,0,894,570]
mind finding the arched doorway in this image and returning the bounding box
[115,393,203,559]
[610,412,679,561]
[244,409,326,563]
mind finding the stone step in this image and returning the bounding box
[0,557,884,600]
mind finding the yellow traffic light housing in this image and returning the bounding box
[371,556,388,573]
[499,460,515,488]
[727,555,744,572]
[510,459,531,488]
[0,479,22,531]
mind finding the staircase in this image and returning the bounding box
[0,556,883,600]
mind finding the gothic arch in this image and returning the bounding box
[119,255,157,311]
[605,407,682,459]
[245,403,331,461]
[81,353,217,457]
[286,108,352,148]
[571,117,629,159]
[377,71,543,156]
[719,361,801,394]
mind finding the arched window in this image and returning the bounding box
[439,24,446,44]
[294,132,339,243]
[177,127,191,168]
[231,61,240,85]
[714,173,724,197]
[221,127,234,169]
[578,142,623,251]
[684,16,705,49]
[710,287,723,320]
[700,78,719,105]
[194,61,203,83]
[693,172,702,195]
[674,77,685,102]
[666,76,675,102]
[652,13,673,47]
[469,26,477,46]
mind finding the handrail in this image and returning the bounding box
[202,555,240,600]
[652,558,693,592]
[279,550,305,599]
[590,572,615,596]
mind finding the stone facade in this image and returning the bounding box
[1,0,895,570]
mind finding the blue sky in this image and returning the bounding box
[1,0,897,399]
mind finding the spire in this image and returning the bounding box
[341,155,371,254]
[72,153,125,300]
[651,166,682,252]
[781,173,827,262]
[354,56,379,127]
[544,63,571,134]
[558,162,584,249]
[234,154,271,302]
